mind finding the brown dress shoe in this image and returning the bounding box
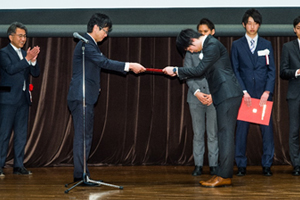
[199,175,217,184]
[200,176,232,187]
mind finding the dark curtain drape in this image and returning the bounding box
[0,35,294,167]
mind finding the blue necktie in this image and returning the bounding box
[250,39,255,54]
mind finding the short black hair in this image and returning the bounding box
[196,18,215,31]
[176,29,202,57]
[7,22,27,37]
[293,16,300,28]
[242,8,262,25]
[87,13,112,33]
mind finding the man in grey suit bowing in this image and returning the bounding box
[67,13,145,184]
[280,16,300,176]
[163,29,243,187]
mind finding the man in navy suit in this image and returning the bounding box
[0,22,40,177]
[280,16,300,176]
[163,29,243,187]
[231,9,276,176]
[67,13,145,184]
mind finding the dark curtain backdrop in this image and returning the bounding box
[0,35,294,168]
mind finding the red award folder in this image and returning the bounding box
[237,98,273,126]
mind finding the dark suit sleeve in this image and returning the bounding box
[0,50,29,75]
[85,43,126,74]
[280,43,297,80]
[231,42,246,91]
[265,43,276,93]
[178,41,220,80]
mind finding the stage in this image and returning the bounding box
[0,165,298,199]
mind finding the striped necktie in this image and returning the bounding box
[250,39,255,54]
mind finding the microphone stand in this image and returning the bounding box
[65,41,123,193]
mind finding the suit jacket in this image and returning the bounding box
[67,33,126,105]
[280,39,300,100]
[184,51,211,105]
[178,35,243,106]
[231,36,276,99]
[0,44,40,105]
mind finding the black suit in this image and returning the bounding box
[0,44,40,168]
[67,33,127,179]
[178,35,243,178]
[280,39,300,167]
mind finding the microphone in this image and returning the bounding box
[73,32,89,44]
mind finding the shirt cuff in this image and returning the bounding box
[124,62,130,72]
[243,90,247,94]
[194,89,201,96]
[295,70,300,77]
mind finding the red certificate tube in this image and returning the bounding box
[145,68,163,73]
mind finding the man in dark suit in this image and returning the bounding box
[280,16,300,176]
[67,13,145,184]
[184,18,218,176]
[163,29,243,187]
[231,9,276,176]
[0,22,40,177]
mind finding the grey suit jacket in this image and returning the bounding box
[184,51,211,105]
[280,39,300,100]
[178,35,243,106]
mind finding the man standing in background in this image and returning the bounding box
[0,22,40,177]
[184,18,218,176]
[231,8,276,176]
[280,16,300,176]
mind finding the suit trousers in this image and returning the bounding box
[189,103,218,167]
[215,96,242,178]
[288,97,300,167]
[235,116,274,168]
[0,92,29,168]
[68,100,94,179]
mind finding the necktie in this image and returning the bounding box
[250,39,255,54]
[17,49,23,60]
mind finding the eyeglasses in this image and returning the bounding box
[13,34,27,38]
[99,27,109,34]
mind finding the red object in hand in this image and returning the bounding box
[29,84,34,91]
[145,68,163,73]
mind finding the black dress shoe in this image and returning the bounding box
[13,167,32,175]
[292,166,300,176]
[0,168,4,177]
[210,167,217,175]
[236,167,246,176]
[192,166,203,176]
[262,167,272,176]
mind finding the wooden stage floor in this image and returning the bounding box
[0,165,299,199]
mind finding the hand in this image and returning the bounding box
[129,63,146,74]
[162,66,176,77]
[26,46,40,62]
[205,94,213,106]
[195,92,210,105]
[260,91,270,107]
[244,92,252,107]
